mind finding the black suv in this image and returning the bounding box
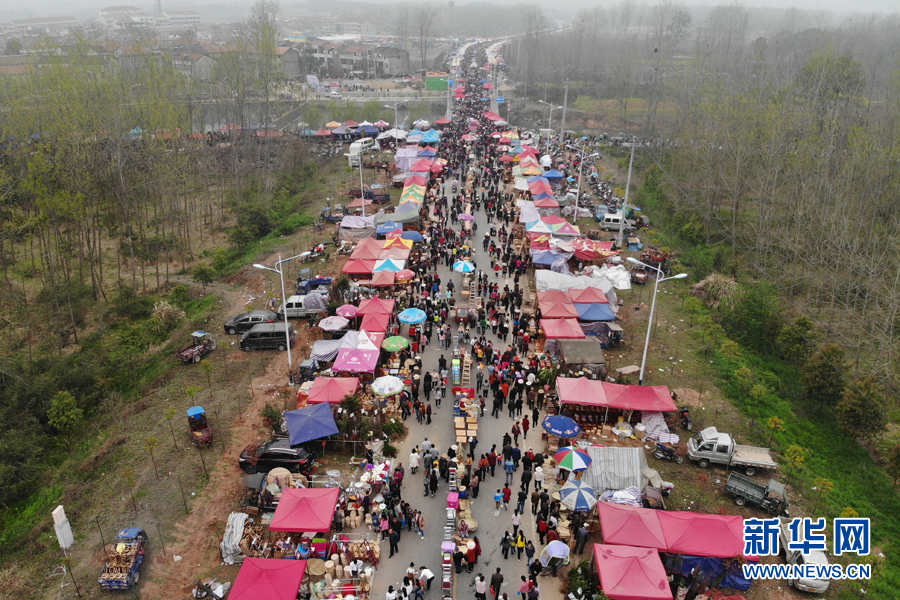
[240,323,296,352]
[239,438,313,474]
[224,309,280,335]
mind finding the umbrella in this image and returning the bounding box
[401,231,424,242]
[499,155,515,163]
[372,376,405,397]
[396,269,416,281]
[382,336,410,351]
[285,403,339,445]
[318,316,350,332]
[540,540,571,567]
[554,447,593,472]
[336,304,358,318]
[461,134,476,141]
[558,479,598,512]
[541,415,582,438]
[398,308,427,324]
[458,214,475,221]
[453,261,475,273]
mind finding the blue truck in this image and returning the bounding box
[98,528,148,590]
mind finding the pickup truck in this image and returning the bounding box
[279,294,327,319]
[320,206,345,222]
[724,472,788,514]
[687,427,778,476]
[98,528,147,589]
[778,517,830,594]
[296,276,333,296]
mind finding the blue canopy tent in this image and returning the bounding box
[532,192,556,200]
[285,403,339,445]
[543,169,564,179]
[376,220,401,235]
[526,176,550,183]
[357,125,379,136]
[533,251,570,267]
[417,148,437,157]
[575,303,616,322]
[670,555,753,591]
[421,129,441,143]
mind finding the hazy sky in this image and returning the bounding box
[2,0,897,23]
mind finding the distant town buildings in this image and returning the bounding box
[98,6,200,29]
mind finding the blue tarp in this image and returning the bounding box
[575,303,616,322]
[628,240,644,251]
[543,169,564,179]
[674,555,754,591]
[533,250,570,267]
[376,220,401,234]
[285,403,339,445]
[421,130,441,143]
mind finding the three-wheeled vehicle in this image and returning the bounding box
[188,406,213,447]
[630,265,649,284]
[176,331,217,363]
[725,472,789,515]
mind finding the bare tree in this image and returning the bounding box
[393,6,413,61]
[521,6,545,90]
[413,5,440,71]
[643,0,692,133]
[247,0,281,130]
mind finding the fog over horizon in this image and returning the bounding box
[4,0,898,25]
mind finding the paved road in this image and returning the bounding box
[367,182,551,600]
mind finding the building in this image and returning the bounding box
[99,6,200,29]
[99,6,145,28]
[157,11,201,26]
[371,46,409,76]
[7,16,78,31]
[276,46,301,79]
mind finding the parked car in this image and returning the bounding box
[224,309,280,335]
[779,517,830,593]
[240,323,296,352]
[239,438,313,474]
[329,91,343,99]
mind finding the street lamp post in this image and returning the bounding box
[626,257,688,385]
[617,137,636,247]
[253,253,304,384]
[344,149,372,216]
[538,100,561,154]
[384,102,399,129]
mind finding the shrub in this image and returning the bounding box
[150,300,186,334]
[47,391,83,435]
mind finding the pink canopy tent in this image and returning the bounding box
[306,377,360,404]
[597,503,666,550]
[434,117,451,124]
[360,312,391,333]
[343,120,359,127]
[533,197,559,209]
[370,271,396,287]
[454,92,466,99]
[570,287,609,304]
[230,559,307,600]
[537,290,573,304]
[540,318,585,339]
[350,245,382,260]
[333,330,379,373]
[368,330,386,348]
[538,300,579,319]
[592,545,672,600]
[342,259,376,275]
[657,512,745,558]
[483,111,503,121]
[348,197,374,208]
[379,247,412,260]
[269,488,341,532]
[556,378,676,412]
[410,159,434,172]
[354,238,385,253]
[554,223,581,236]
[357,297,395,315]
[541,215,567,225]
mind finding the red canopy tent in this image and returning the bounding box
[342,259,375,275]
[270,488,341,532]
[410,159,434,172]
[315,129,332,137]
[540,319,585,339]
[434,118,451,125]
[405,174,429,186]
[379,247,412,260]
[537,290,573,304]
[602,382,677,412]
[350,245,382,260]
[657,512,745,558]
[538,300,579,319]
[499,155,515,163]
[360,312,391,332]
[348,197,374,208]
[533,197,560,209]
[483,111,503,121]
[357,297,395,315]
[305,377,360,405]
[541,215,567,225]
[370,271,396,287]
[570,287,609,304]
[343,120,359,127]
[519,146,540,157]
[354,238,385,253]
[230,558,308,600]
[597,503,666,550]
[592,545,672,600]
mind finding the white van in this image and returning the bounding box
[347,137,377,166]
[599,212,627,231]
[329,91,343,99]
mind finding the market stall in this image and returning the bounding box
[556,377,676,437]
[270,487,341,535]
[591,545,672,600]
[230,558,307,600]
[301,377,360,406]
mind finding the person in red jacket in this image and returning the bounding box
[522,416,530,439]
[502,485,512,509]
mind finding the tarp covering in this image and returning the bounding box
[657,512,745,558]
[557,339,605,366]
[374,208,420,226]
[582,446,649,493]
[340,215,377,229]
[230,558,308,600]
[556,378,676,412]
[592,545,672,600]
[307,377,359,404]
[285,403,339,445]
[576,303,617,321]
[533,251,571,267]
[540,318,585,339]
[269,488,340,532]
[597,503,667,550]
[671,555,754,591]
[309,339,342,364]
[394,148,419,172]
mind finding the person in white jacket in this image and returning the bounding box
[533,466,544,491]
[409,447,421,474]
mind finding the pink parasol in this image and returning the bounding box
[336,304,358,318]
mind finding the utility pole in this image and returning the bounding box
[560,80,569,144]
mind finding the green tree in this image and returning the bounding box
[801,344,848,409]
[783,444,807,482]
[777,316,817,366]
[145,436,160,479]
[836,377,887,441]
[47,391,84,434]
[193,262,216,294]
[886,444,900,489]
[165,406,179,450]
[811,477,834,515]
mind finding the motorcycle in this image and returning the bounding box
[679,406,693,431]
[653,442,684,464]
